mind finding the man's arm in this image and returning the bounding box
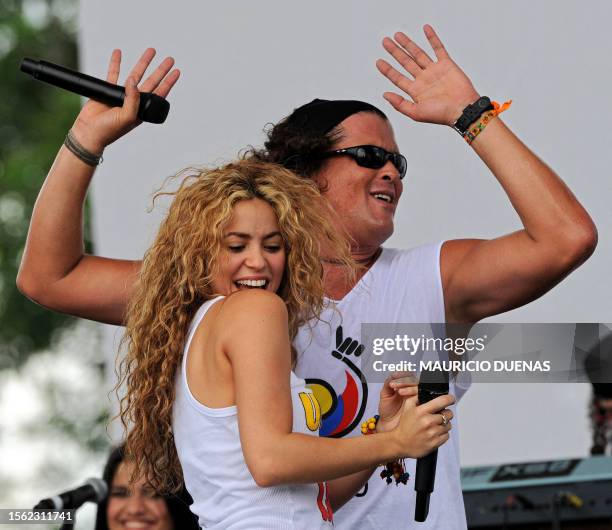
[326,371,421,511]
[17,48,179,325]
[377,25,596,323]
[327,469,375,512]
[439,117,596,323]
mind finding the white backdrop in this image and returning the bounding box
[80,0,612,466]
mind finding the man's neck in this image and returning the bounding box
[321,243,381,264]
[322,246,382,300]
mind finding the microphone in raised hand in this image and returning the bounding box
[20,58,169,124]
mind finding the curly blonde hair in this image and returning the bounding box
[117,158,354,493]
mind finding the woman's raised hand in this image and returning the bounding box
[376,24,480,127]
[71,48,180,154]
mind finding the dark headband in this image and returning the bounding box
[286,98,387,136]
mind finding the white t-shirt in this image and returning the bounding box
[294,244,468,530]
[173,296,334,529]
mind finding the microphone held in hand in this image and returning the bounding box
[414,369,449,522]
[20,58,169,124]
[33,477,107,510]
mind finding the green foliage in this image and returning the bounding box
[0,5,111,520]
[0,0,93,368]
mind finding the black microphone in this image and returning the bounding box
[33,478,107,510]
[414,370,449,522]
[20,58,170,124]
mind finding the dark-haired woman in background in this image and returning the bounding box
[94,445,199,530]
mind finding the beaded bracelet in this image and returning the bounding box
[463,99,512,145]
[380,460,410,486]
[360,415,410,485]
[64,130,104,166]
[463,110,496,145]
[361,415,379,435]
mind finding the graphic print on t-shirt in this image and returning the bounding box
[298,391,322,431]
[317,482,333,522]
[305,326,369,438]
[296,386,333,522]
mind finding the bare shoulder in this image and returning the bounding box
[217,290,288,333]
[214,291,291,364]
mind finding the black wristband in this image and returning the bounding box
[452,96,493,135]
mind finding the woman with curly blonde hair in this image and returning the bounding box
[117,157,454,528]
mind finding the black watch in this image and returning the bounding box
[452,96,493,135]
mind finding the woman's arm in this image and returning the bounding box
[325,373,422,511]
[218,290,454,488]
[376,25,597,323]
[17,49,179,325]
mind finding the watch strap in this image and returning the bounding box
[453,96,494,135]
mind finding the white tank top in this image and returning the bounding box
[172,296,333,529]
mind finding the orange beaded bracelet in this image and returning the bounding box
[361,415,379,435]
[360,415,410,485]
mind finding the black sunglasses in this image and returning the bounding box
[317,145,407,179]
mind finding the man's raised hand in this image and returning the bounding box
[376,24,480,126]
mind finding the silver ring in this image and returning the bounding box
[440,411,449,426]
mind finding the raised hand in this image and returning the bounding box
[71,48,180,154]
[376,24,480,126]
